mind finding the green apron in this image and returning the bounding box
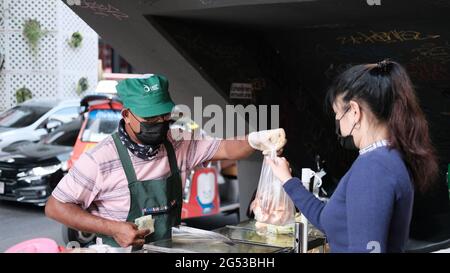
[97,133,182,247]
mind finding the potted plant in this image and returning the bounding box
[23,19,48,50]
[76,77,89,95]
[68,32,83,48]
[15,87,33,103]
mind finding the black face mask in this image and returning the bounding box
[134,120,170,146]
[335,107,358,150]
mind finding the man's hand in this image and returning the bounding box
[248,129,287,155]
[111,221,151,248]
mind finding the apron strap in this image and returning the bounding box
[163,139,183,227]
[163,139,180,175]
[112,133,138,183]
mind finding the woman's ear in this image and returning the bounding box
[349,100,361,124]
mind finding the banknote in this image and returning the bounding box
[135,215,155,236]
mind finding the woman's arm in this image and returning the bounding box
[283,177,327,231]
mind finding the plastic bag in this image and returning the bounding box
[250,151,295,226]
[172,226,234,245]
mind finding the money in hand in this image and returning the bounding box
[134,215,155,236]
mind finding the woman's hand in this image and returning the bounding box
[266,157,293,185]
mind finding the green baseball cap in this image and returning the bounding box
[116,74,175,118]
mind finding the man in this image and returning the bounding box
[45,74,286,248]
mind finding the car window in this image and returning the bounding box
[48,106,81,123]
[40,118,82,146]
[0,105,51,128]
[45,130,79,146]
[81,109,122,142]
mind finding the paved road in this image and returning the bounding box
[0,201,65,252]
[0,200,239,252]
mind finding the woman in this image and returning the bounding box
[268,60,438,253]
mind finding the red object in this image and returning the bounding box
[181,167,220,219]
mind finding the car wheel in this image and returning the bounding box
[61,225,96,247]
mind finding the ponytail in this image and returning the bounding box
[387,62,438,192]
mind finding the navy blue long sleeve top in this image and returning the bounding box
[283,146,414,253]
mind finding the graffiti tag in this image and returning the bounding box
[79,1,129,21]
[337,30,440,45]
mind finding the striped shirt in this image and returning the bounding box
[52,131,222,221]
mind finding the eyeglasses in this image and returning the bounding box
[129,111,171,124]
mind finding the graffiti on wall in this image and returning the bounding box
[336,30,440,45]
[77,0,130,21]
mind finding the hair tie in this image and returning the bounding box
[376,59,392,73]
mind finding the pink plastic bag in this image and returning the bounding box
[5,238,61,253]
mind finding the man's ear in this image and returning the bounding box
[122,109,130,124]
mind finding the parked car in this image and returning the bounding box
[0,118,82,206]
[0,99,81,152]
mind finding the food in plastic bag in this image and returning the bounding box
[254,221,295,235]
[250,151,295,226]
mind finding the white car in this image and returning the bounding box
[0,99,81,152]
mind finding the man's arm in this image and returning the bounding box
[46,151,149,248]
[46,196,116,236]
[211,136,255,161]
[211,129,287,161]
[45,196,149,247]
